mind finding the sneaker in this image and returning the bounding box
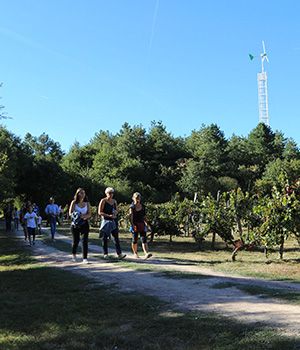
[134,253,140,259]
[72,254,77,262]
[103,254,109,259]
[118,253,126,260]
[145,253,152,259]
[82,259,89,264]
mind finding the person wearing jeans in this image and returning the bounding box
[69,188,91,264]
[98,187,126,259]
[45,197,59,240]
[101,219,122,257]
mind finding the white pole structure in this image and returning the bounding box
[257,41,270,126]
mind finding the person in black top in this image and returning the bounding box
[129,192,152,259]
[98,187,126,259]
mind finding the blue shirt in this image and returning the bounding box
[45,203,59,216]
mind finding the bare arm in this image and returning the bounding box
[129,207,134,227]
[34,213,38,226]
[113,200,118,217]
[69,200,76,216]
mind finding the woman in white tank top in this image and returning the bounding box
[69,188,91,263]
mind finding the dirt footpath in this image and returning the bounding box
[17,231,300,337]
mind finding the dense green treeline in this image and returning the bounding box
[1,121,300,209]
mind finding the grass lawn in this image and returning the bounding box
[1,229,300,349]
[52,222,300,283]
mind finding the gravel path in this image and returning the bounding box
[16,230,300,337]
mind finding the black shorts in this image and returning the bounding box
[27,227,36,236]
[132,231,147,244]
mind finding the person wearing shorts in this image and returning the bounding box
[24,206,38,246]
[129,192,152,259]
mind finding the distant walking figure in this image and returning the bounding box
[98,187,126,259]
[12,207,20,231]
[45,197,59,240]
[37,215,42,235]
[69,188,91,264]
[24,205,38,246]
[130,192,152,259]
[20,201,31,241]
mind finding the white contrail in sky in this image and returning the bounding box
[148,0,160,53]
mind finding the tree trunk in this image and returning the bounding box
[211,232,216,249]
[148,230,155,243]
[231,247,239,261]
[237,217,243,236]
[264,246,268,259]
[232,240,243,261]
[185,218,189,237]
[279,236,284,260]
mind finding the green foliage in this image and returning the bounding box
[24,132,64,162]
[0,127,21,201]
[195,192,235,244]
[2,120,300,261]
[146,200,182,239]
[253,189,294,254]
[179,124,229,196]
[0,83,11,120]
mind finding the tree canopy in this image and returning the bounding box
[1,122,299,211]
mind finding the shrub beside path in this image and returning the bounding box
[15,230,300,337]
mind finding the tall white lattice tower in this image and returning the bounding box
[257,41,269,126]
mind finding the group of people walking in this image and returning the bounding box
[69,187,152,263]
[4,188,152,262]
[4,202,42,246]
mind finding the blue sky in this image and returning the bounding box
[1,0,300,151]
